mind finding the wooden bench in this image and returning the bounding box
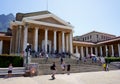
[0,67,26,76]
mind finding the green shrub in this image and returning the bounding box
[0,55,23,68]
[105,57,120,63]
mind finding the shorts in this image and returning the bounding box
[8,70,12,73]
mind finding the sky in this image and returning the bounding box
[0,0,120,36]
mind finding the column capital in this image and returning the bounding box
[35,27,39,29]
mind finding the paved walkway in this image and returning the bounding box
[0,70,120,84]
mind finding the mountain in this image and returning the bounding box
[0,13,15,32]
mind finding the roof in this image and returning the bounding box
[78,30,116,37]
[16,11,52,21]
[73,36,120,45]
[73,41,95,45]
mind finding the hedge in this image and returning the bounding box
[0,55,23,68]
[105,57,120,63]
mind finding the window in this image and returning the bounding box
[90,35,92,39]
[96,35,98,38]
[87,36,89,40]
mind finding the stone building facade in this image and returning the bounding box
[0,11,120,58]
[10,11,73,54]
[74,31,116,43]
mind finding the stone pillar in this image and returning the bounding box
[18,25,22,54]
[100,46,103,56]
[86,47,88,57]
[9,37,12,54]
[81,46,84,57]
[23,25,28,51]
[66,34,69,52]
[45,29,48,53]
[95,47,98,56]
[118,44,120,56]
[91,47,93,54]
[0,40,3,54]
[105,45,108,56]
[62,31,65,52]
[15,28,18,53]
[54,30,57,52]
[34,27,39,52]
[111,45,114,56]
[69,32,73,54]
[76,46,78,53]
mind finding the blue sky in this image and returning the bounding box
[0,0,120,36]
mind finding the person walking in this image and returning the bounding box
[50,62,56,80]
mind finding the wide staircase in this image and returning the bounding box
[31,57,119,75]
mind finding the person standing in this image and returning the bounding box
[67,64,71,75]
[103,63,106,71]
[8,63,13,77]
[61,62,66,74]
[45,53,49,63]
[50,62,56,80]
[60,57,63,64]
[106,63,109,71]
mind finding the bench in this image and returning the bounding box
[0,67,26,76]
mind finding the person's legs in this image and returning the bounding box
[51,70,56,79]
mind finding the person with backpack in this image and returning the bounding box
[50,62,56,80]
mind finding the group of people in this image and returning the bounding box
[50,60,71,80]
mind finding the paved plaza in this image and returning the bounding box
[0,70,120,84]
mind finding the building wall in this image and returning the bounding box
[74,31,116,43]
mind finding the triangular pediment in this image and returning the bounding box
[35,17,65,26]
[23,13,73,27]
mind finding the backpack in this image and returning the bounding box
[50,65,53,70]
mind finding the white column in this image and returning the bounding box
[86,47,88,57]
[100,46,103,56]
[54,30,57,52]
[69,32,73,53]
[81,46,84,57]
[66,34,69,52]
[118,44,120,56]
[111,45,114,56]
[18,25,22,54]
[95,47,98,56]
[45,29,48,53]
[34,27,39,52]
[0,40,3,54]
[105,45,108,56]
[76,46,78,53]
[91,47,93,54]
[62,31,65,52]
[23,25,28,51]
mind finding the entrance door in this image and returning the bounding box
[42,40,51,53]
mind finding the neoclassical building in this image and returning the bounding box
[10,11,73,54]
[73,31,120,57]
[0,11,120,58]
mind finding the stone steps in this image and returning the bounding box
[31,58,119,75]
